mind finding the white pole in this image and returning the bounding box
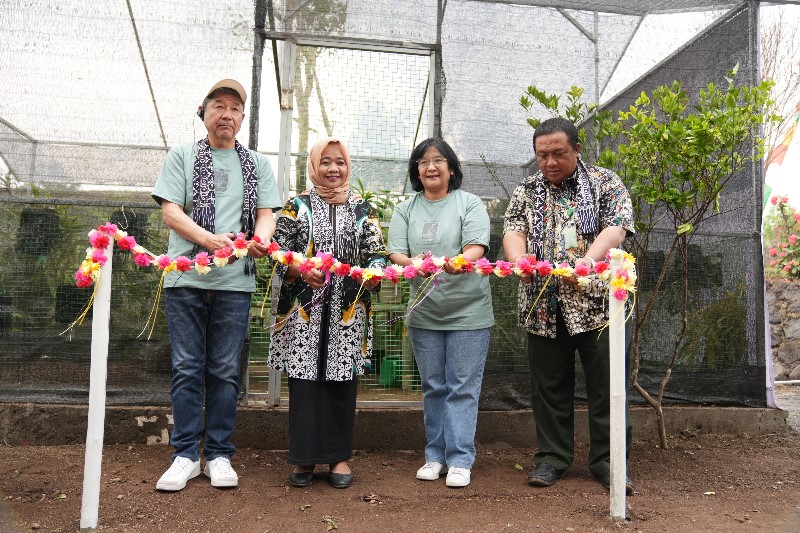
[79,242,113,531]
[608,255,627,521]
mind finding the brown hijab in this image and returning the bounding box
[306,137,352,205]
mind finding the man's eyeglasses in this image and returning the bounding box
[417,157,447,168]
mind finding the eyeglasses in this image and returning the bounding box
[417,157,447,168]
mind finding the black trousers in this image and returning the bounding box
[527,314,631,476]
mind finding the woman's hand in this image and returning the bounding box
[363,278,380,290]
[300,267,326,290]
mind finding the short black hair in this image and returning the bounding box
[407,138,463,193]
[532,117,580,151]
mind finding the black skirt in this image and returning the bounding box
[287,377,358,465]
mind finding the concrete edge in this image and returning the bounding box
[0,403,790,449]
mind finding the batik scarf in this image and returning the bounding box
[191,137,259,275]
[528,155,598,261]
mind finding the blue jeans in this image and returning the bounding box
[165,287,251,461]
[408,327,490,469]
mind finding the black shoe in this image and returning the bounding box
[594,471,634,495]
[527,463,563,487]
[329,471,354,489]
[288,470,314,487]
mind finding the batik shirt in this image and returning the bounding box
[503,163,634,338]
[268,191,387,381]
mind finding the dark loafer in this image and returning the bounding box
[329,471,354,489]
[527,463,563,487]
[288,470,314,487]
[594,471,634,495]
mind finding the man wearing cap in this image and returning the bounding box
[152,79,282,491]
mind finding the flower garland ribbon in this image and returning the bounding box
[70,223,637,332]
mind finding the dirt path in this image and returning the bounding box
[0,430,799,532]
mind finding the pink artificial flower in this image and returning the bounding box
[383,265,400,283]
[133,253,152,267]
[91,249,107,266]
[282,250,295,264]
[88,230,110,249]
[99,222,118,234]
[516,257,536,276]
[535,260,553,277]
[420,256,438,275]
[75,269,94,288]
[214,247,232,259]
[494,260,513,277]
[317,252,335,272]
[475,257,494,275]
[233,233,248,250]
[402,264,419,279]
[194,251,210,266]
[769,247,778,257]
[771,195,779,205]
[334,262,351,277]
[613,288,629,301]
[594,261,609,274]
[175,256,192,272]
[117,235,136,251]
[157,255,172,269]
[574,263,591,277]
[790,234,798,245]
[298,258,316,274]
[350,266,365,282]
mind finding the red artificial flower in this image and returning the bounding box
[535,260,553,277]
[75,269,93,288]
[194,251,210,266]
[516,257,536,275]
[88,230,110,249]
[475,257,494,275]
[251,235,262,244]
[176,256,192,272]
[350,266,365,282]
[317,252,335,272]
[298,258,316,274]
[267,241,280,254]
[233,233,248,250]
[117,235,136,251]
[594,261,609,274]
[214,247,232,259]
[574,263,591,277]
[334,262,351,277]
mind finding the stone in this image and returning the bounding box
[784,317,800,340]
[773,360,788,381]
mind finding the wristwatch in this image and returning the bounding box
[584,256,596,269]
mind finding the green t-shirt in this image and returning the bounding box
[387,189,494,330]
[151,143,282,292]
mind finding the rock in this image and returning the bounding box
[773,360,788,381]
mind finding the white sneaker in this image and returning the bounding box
[416,461,445,481]
[156,457,200,491]
[204,457,239,488]
[445,466,471,488]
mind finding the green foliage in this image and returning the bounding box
[352,178,403,222]
[679,284,746,370]
[519,85,597,146]
[764,195,800,278]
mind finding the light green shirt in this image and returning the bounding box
[151,143,282,292]
[387,189,494,330]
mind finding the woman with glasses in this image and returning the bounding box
[269,137,387,489]
[387,138,494,488]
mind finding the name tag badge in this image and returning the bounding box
[562,226,578,249]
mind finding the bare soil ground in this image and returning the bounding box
[0,430,799,533]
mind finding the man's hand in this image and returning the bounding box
[248,237,271,259]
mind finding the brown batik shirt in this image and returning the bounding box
[503,163,634,338]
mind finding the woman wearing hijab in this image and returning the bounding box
[268,137,387,489]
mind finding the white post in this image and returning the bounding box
[608,255,627,521]
[79,243,113,531]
